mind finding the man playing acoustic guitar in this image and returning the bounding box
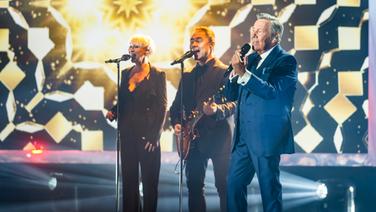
[169,26,236,212]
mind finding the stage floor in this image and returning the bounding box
[0,150,374,166]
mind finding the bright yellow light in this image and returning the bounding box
[113,0,142,18]
[142,22,181,61]
[59,0,201,63]
[158,0,192,17]
[74,24,124,61]
[63,0,103,20]
[31,149,43,154]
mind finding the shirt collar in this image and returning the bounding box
[259,45,277,60]
[197,57,215,68]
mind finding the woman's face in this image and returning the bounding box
[128,41,148,63]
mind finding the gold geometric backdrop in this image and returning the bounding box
[0,0,368,153]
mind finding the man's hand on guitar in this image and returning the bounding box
[174,124,182,135]
[106,111,116,121]
[144,141,159,152]
[203,101,218,116]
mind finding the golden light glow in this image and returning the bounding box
[143,21,182,62]
[51,0,202,63]
[61,0,103,21]
[158,0,192,18]
[72,23,125,61]
[103,0,154,30]
[113,0,142,18]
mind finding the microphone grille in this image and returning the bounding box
[240,43,251,55]
[121,54,131,60]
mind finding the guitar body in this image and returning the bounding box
[175,85,224,160]
[175,126,192,160]
[176,112,201,160]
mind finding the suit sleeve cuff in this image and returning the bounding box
[237,69,252,85]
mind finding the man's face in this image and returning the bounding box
[250,19,274,54]
[190,30,212,62]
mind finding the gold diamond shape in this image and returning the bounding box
[324,94,356,125]
[45,112,72,143]
[338,71,363,96]
[0,61,25,90]
[81,130,103,151]
[337,0,360,7]
[338,27,360,50]
[294,26,319,50]
[294,124,322,153]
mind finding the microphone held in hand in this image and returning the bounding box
[105,54,131,63]
[224,43,251,77]
[170,50,199,65]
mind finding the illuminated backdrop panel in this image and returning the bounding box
[0,0,368,154]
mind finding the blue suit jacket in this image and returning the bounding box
[225,45,297,156]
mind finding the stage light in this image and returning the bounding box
[31,149,43,154]
[48,177,57,191]
[316,183,328,199]
[349,186,354,192]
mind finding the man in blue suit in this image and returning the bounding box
[225,13,298,212]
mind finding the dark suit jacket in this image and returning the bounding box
[225,45,297,156]
[112,65,167,145]
[169,58,235,155]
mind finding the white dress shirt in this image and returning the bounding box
[230,45,276,85]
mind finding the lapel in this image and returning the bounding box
[246,53,260,74]
[255,44,281,78]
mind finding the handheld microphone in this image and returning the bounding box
[105,54,131,63]
[170,50,199,65]
[224,43,251,77]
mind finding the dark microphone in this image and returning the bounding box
[170,50,198,65]
[105,54,131,63]
[224,43,251,77]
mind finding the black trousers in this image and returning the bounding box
[185,145,230,212]
[121,136,161,212]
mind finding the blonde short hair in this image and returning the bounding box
[129,34,156,55]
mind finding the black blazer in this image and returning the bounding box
[169,58,235,155]
[112,65,167,144]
